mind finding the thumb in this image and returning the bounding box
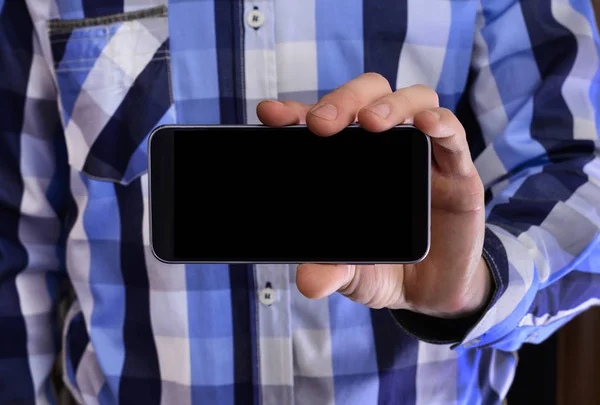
[296,264,407,309]
[295,264,354,299]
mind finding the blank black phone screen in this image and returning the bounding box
[161,125,429,263]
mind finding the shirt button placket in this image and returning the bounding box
[254,264,293,405]
[242,1,278,124]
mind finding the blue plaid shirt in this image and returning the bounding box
[2,0,600,404]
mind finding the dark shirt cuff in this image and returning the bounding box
[388,226,508,344]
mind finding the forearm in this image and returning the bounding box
[392,0,600,349]
[469,158,600,349]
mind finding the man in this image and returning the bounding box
[1,0,599,404]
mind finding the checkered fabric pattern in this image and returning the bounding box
[1,0,600,404]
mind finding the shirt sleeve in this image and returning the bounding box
[0,2,70,403]
[456,0,600,352]
[391,0,600,352]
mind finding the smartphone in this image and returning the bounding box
[148,124,431,264]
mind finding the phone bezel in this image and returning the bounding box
[148,124,431,264]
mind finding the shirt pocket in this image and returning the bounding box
[47,5,175,185]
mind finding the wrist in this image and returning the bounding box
[388,257,495,345]
[456,256,493,317]
[409,256,493,320]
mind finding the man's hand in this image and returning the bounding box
[256,73,492,319]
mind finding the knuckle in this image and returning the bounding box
[411,84,439,106]
[410,83,430,91]
[318,73,394,112]
[334,86,366,109]
[465,174,485,196]
[435,107,453,117]
[361,72,393,91]
[361,71,386,82]
[396,89,415,110]
[437,107,467,138]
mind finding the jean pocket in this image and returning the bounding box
[48,5,176,185]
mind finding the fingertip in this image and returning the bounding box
[413,109,442,135]
[414,109,440,123]
[256,99,284,111]
[356,107,395,133]
[305,112,339,137]
[256,100,289,126]
[306,102,360,137]
[255,99,280,116]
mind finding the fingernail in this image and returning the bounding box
[310,104,338,121]
[428,109,441,120]
[266,99,284,105]
[365,103,391,119]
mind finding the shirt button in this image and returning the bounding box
[259,286,276,306]
[247,8,264,29]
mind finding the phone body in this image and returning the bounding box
[148,124,431,264]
